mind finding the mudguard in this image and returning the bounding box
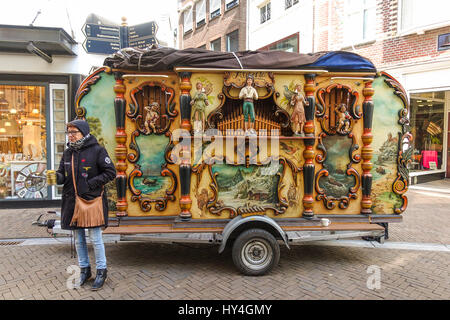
[218,215,290,253]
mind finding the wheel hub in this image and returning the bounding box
[242,239,272,270]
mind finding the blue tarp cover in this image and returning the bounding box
[307,51,376,71]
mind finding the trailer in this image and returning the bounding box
[44,47,412,275]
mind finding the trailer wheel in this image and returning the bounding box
[232,228,280,276]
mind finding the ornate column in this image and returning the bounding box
[178,72,192,220]
[302,74,316,218]
[179,72,193,132]
[361,80,374,214]
[114,72,128,217]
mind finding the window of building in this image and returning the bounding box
[285,0,299,10]
[0,85,48,200]
[196,0,206,28]
[438,33,450,51]
[267,33,299,52]
[225,0,239,11]
[210,0,221,19]
[409,91,447,173]
[226,29,239,52]
[401,0,450,33]
[260,2,271,24]
[184,7,193,33]
[211,37,222,51]
[49,84,68,198]
[343,0,375,46]
[198,44,206,49]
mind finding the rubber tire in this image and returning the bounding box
[232,228,280,276]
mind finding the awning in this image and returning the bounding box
[0,24,77,62]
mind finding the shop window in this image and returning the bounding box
[226,30,239,52]
[409,91,446,172]
[0,85,47,200]
[260,2,271,24]
[50,84,68,198]
[211,37,221,51]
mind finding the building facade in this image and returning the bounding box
[247,0,313,53]
[0,24,110,207]
[178,0,247,51]
[313,0,450,183]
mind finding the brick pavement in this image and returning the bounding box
[0,208,60,239]
[0,179,449,300]
[0,241,448,300]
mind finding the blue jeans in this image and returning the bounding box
[74,227,107,269]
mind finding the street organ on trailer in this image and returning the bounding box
[71,47,412,275]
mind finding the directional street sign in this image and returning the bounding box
[82,21,158,54]
[83,23,120,40]
[82,38,121,55]
[129,36,157,49]
[128,21,157,40]
[82,23,121,54]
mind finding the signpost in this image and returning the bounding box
[128,21,157,49]
[82,21,158,54]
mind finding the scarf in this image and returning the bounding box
[68,134,91,151]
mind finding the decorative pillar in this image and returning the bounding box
[179,72,192,132]
[302,74,316,218]
[114,72,128,217]
[178,72,192,220]
[361,80,374,214]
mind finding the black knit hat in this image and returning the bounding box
[67,119,90,137]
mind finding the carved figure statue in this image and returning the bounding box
[190,82,209,133]
[143,102,160,134]
[196,188,209,216]
[287,184,298,207]
[239,75,258,135]
[335,103,351,133]
[289,85,309,136]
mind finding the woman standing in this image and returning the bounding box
[50,119,116,290]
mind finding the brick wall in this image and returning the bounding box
[313,0,330,52]
[179,0,247,51]
[315,0,450,70]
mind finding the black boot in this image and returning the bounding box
[79,266,91,287]
[91,269,107,291]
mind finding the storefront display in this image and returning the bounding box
[409,91,447,173]
[0,85,47,199]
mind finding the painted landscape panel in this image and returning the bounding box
[318,135,355,198]
[371,75,403,214]
[211,163,281,209]
[132,134,172,198]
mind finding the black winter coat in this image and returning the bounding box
[56,135,116,230]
